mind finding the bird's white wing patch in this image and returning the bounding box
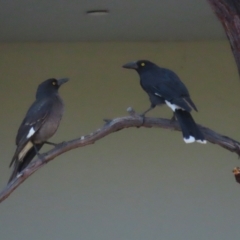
[154,93,162,97]
[184,136,195,144]
[26,127,35,138]
[165,100,181,112]
[18,141,33,160]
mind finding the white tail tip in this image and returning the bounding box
[184,136,195,143]
[196,139,207,144]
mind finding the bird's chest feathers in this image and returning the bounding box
[140,70,161,92]
[34,98,64,142]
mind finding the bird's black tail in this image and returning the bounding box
[8,144,43,183]
[174,110,206,144]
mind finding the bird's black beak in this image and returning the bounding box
[57,78,69,86]
[122,61,138,69]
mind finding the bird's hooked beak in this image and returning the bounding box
[57,78,69,86]
[122,61,138,70]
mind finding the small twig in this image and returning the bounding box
[127,107,137,116]
[0,107,240,203]
[103,118,112,123]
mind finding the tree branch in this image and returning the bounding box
[1,107,240,203]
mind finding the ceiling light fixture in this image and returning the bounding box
[86,10,109,16]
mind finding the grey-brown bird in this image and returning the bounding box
[8,78,69,183]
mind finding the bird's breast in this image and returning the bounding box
[34,96,64,143]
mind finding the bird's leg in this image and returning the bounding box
[44,141,58,146]
[33,144,47,164]
[170,112,177,124]
[140,104,156,117]
[33,144,41,157]
[139,104,156,124]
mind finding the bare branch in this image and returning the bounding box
[1,108,240,203]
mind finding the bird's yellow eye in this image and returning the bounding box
[52,81,57,85]
[141,62,145,67]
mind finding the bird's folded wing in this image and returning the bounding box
[153,84,197,111]
[9,98,54,167]
[16,98,54,144]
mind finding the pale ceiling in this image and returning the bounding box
[0,0,226,42]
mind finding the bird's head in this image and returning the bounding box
[36,78,69,99]
[122,60,157,73]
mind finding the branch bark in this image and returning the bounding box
[1,107,240,203]
[207,0,240,75]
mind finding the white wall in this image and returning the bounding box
[0,41,239,240]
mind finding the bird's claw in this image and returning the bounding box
[36,153,46,164]
[136,113,146,127]
[170,115,177,124]
[44,141,58,146]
